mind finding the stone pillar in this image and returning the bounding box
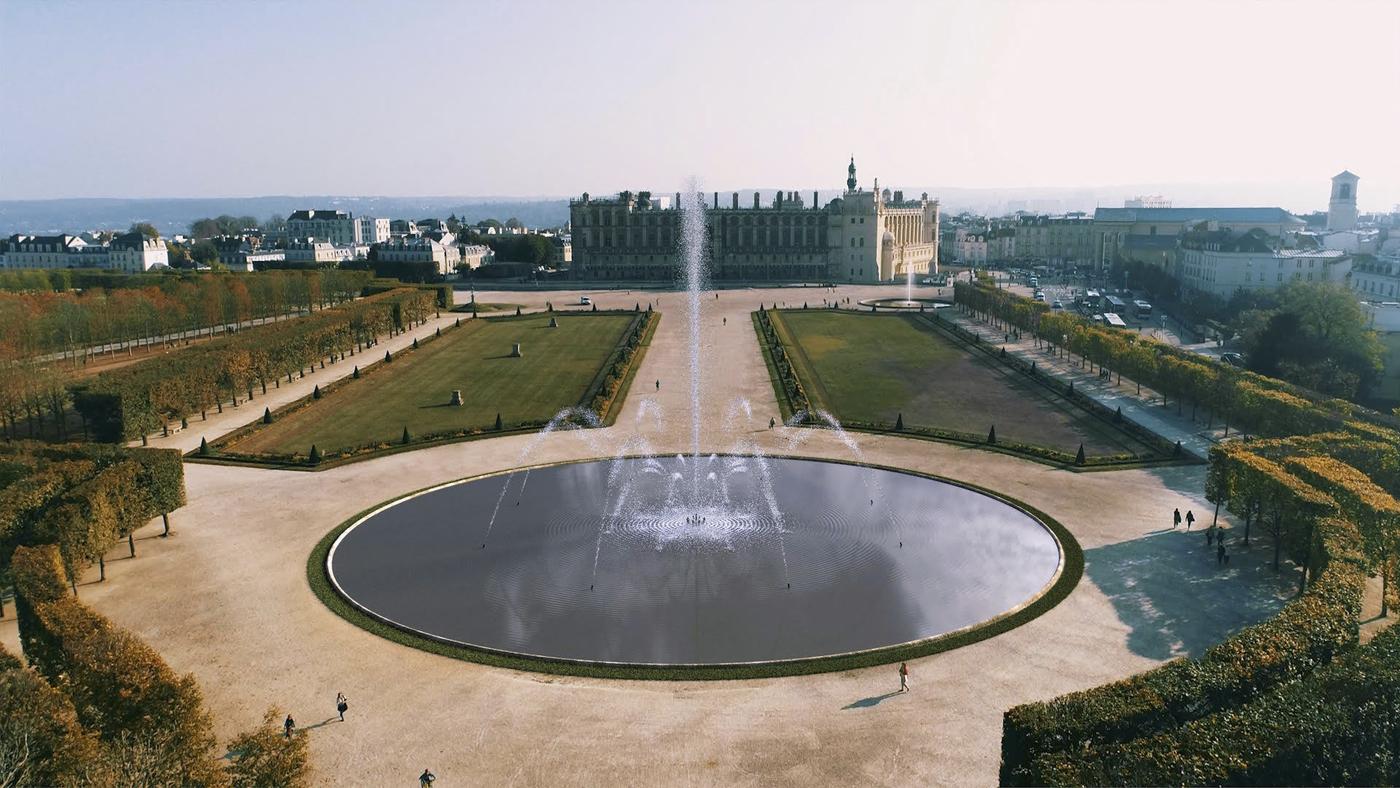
[732,192,740,209]
[753,192,760,209]
[714,191,719,209]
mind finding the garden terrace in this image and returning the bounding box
[208,309,656,467]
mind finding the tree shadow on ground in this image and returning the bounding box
[843,691,903,709]
[1083,528,1296,661]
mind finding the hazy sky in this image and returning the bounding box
[2,0,1397,210]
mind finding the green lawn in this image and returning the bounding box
[773,310,1145,457]
[226,313,635,456]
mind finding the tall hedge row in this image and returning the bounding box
[1000,515,1367,784]
[1031,622,1400,786]
[11,544,223,786]
[0,641,100,787]
[0,442,184,583]
[953,280,1396,439]
[980,282,1400,783]
[72,287,437,442]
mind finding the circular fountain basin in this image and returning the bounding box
[327,456,1063,667]
[858,297,953,310]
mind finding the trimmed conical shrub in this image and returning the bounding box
[494,412,503,431]
[401,426,411,445]
[895,413,904,430]
[591,303,598,312]
[516,306,522,316]
[312,385,322,400]
[309,444,322,465]
[436,327,441,337]
[987,425,997,444]
[181,417,189,429]
[1114,406,1123,423]
[384,350,392,363]
[1075,444,1086,466]
[1068,380,1075,395]
[262,407,272,424]
[199,436,209,456]
[413,337,419,349]
[352,366,360,379]
[635,302,640,311]
[1174,440,1183,457]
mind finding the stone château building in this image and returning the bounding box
[568,159,939,283]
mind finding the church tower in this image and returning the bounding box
[847,157,857,193]
[1328,170,1359,231]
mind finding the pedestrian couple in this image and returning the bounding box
[1173,508,1195,530]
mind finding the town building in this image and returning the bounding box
[459,243,494,271]
[107,232,169,272]
[356,216,391,245]
[287,209,357,245]
[1350,254,1400,302]
[1093,206,1304,269]
[284,239,351,265]
[2,234,88,268]
[1177,228,1350,298]
[568,158,939,283]
[1125,195,1172,209]
[375,235,462,276]
[1010,214,1095,266]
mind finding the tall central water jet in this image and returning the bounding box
[679,185,708,502]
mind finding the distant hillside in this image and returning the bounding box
[0,196,572,236]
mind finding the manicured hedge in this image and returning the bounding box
[0,642,99,787]
[72,287,437,442]
[0,442,184,584]
[1032,622,1400,786]
[11,544,222,786]
[1001,514,1366,785]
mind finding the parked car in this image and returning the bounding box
[1051,300,1064,310]
[579,295,592,305]
[1222,352,1246,368]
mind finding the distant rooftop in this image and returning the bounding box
[1093,207,1301,225]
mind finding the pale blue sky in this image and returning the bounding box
[2,0,1397,209]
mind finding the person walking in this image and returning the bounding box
[1217,539,1226,565]
[336,692,348,722]
[769,417,776,430]
[1173,508,1182,529]
[1185,510,1196,530]
[419,768,436,787]
[898,662,910,693]
[283,714,295,738]
[655,379,660,391]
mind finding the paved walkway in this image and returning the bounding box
[0,285,1302,786]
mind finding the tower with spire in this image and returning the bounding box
[847,156,857,193]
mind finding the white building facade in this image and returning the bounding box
[1178,246,1350,298]
[287,209,358,245]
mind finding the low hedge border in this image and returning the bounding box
[189,310,656,471]
[1000,515,1368,785]
[307,455,1085,680]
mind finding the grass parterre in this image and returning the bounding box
[209,310,655,466]
[758,307,1157,463]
